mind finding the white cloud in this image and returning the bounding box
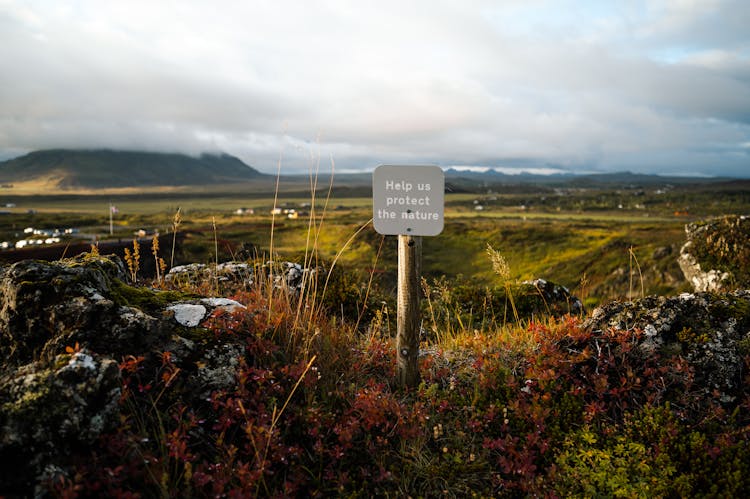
[0,0,748,176]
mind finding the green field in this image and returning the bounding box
[2,183,747,307]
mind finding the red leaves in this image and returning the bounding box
[50,311,750,497]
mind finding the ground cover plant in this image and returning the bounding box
[35,264,750,497]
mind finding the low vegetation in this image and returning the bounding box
[32,256,750,497]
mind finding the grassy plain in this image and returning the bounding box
[4,179,744,307]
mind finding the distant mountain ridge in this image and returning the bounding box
[0,149,739,192]
[0,149,265,189]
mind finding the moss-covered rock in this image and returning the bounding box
[678,215,750,292]
[0,349,121,494]
[0,254,257,494]
[0,255,171,366]
[584,290,750,404]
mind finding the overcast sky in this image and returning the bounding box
[1,0,749,177]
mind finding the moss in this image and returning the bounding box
[109,279,196,314]
[1,383,50,416]
[688,216,750,286]
[709,294,750,326]
[174,325,211,343]
[677,327,712,345]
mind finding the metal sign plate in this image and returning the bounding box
[372,165,444,236]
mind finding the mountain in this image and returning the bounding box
[0,149,265,189]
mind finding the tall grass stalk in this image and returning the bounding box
[354,234,386,332]
[628,246,644,300]
[316,217,375,319]
[170,207,181,269]
[267,140,284,323]
[293,149,336,332]
[487,243,519,323]
[212,217,219,294]
[124,238,141,283]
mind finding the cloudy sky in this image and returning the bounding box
[1,0,749,176]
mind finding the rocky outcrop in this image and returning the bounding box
[0,255,250,493]
[584,290,750,403]
[166,260,316,292]
[678,242,730,292]
[678,215,750,292]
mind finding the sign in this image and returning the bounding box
[372,165,444,236]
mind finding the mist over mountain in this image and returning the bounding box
[0,148,740,194]
[0,149,265,189]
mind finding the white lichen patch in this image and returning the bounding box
[167,303,207,327]
[119,306,156,324]
[216,262,251,273]
[200,297,246,311]
[69,352,96,371]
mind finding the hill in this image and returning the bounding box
[0,149,265,189]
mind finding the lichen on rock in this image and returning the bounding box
[678,215,750,292]
[167,297,246,327]
[0,254,170,365]
[0,253,254,494]
[0,349,121,491]
[584,290,750,403]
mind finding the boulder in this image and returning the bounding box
[432,277,584,329]
[0,349,121,494]
[521,278,584,316]
[584,290,750,403]
[678,215,750,292]
[166,261,255,288]
[0,254,169,366]
[0,254,254,494]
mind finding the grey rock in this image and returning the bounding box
[678,240,729,292]
[0,254,254,495]
[0,349,121,490]
[0,255,169,366]
[678,215,750,292]
[584,290,750,402]
[165,262,254,288]
[167,297,246,327]
[195,342,245,397]
[522,278,584,316]
[165,260,318,293]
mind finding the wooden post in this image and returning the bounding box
[397,234,421,388]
